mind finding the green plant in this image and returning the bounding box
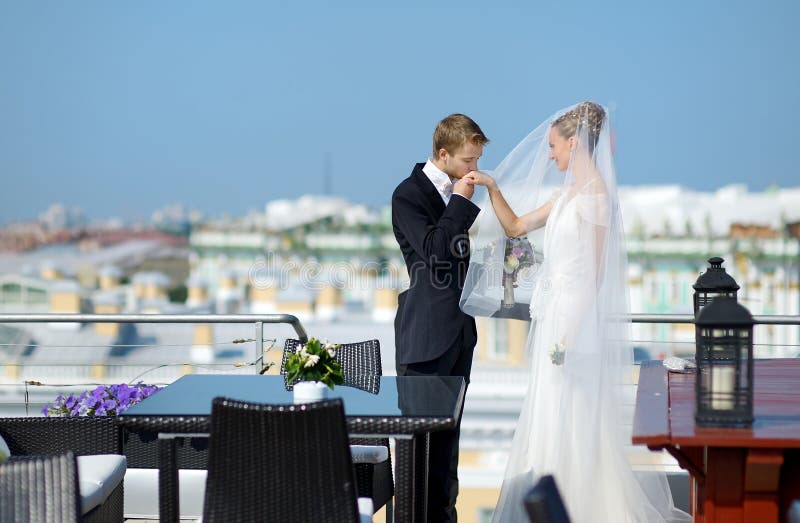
[284,338,345,389]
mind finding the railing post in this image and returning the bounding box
[255,321,264,374]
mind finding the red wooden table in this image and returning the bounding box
[632,359,800,523]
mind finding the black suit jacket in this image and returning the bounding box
[392,163,480,365]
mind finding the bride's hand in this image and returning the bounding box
[465,171,497,190]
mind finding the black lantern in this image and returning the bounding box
[695,297,754,427]
[692,257,740,315]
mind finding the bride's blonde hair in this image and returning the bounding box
[552,101,605,153]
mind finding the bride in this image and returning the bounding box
[461,102,691,522]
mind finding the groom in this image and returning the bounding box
[392,113,488,521]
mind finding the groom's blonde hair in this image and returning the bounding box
[433,114,489,157]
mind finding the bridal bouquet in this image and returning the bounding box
[284,337,345,389]
[502,236,535,308]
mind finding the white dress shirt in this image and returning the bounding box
[422,159,463,205]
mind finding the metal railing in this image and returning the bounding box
[1,312,797,388]
[0,313,308,376]
[629,313,800,325]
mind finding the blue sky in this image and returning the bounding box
[0,1,798,223]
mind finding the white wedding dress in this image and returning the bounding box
[492,189,689,522]
[459,103,691,523]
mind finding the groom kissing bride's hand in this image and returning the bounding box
[463,170,493,187]
[452,174,476,199]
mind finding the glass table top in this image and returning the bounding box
[121,374,465,419]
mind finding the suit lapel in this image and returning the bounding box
[411,163,446,216]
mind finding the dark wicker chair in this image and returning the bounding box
[202,397,370,522]
[282,338,394,519]
[0,417,124,522]
[123,429,208,470]
[0,451,82,522]
[281,338,383,392]
[524,474,572,523]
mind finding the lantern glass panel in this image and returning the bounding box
[695,304,754,427]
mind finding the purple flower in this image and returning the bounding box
[115,385,134,404]
[42,383,162,418]
[95,399,117,416]
[90,386,107,400]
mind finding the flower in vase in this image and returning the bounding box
[324,340,337,358]
[504,254,520,274]
[285,337,345,389]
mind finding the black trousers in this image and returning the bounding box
[396,324,475,523]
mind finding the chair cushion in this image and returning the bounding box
[350,444,388,464]
[357,497,374,523]
[0,433,10,463]
[76,454,127,515]
[123,468,207,519]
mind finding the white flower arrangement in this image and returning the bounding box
[285,337,345,389]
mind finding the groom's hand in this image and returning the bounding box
[466,171,497,191]
[453,177,475,200]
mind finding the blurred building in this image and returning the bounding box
[1,188,799,521]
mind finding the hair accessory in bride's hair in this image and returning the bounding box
[579,113,602,137]
[553,103,604,139]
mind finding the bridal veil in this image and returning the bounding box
[462,102,690,522]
